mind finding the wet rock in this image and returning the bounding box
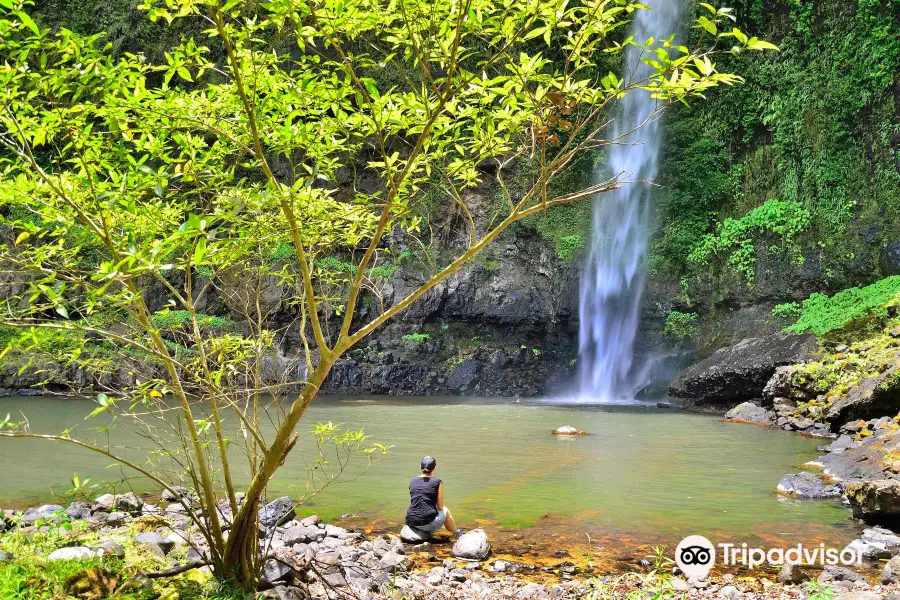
[725,402,774,425]
[400,524,432,543]
[820,565,866,584]
[777,562,808,584]
[776,472,842,499]
[764,366,799,401]
[135,532,174,555]
[452,528,491,560]
[828,365,900,424]
[263,558,294,584]
[846,480,900,522]
[259,496,296,529]
[493,560,509,573]
[48,547,97,561]
[669,333,815,404]
[552,426,587,435]
[842,527,900,561]
[105,511,128,526]
[447,359,482,393]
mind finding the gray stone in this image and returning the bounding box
[105,511,128,526]
[452,528,491,560]
[670,579,689,592]
[776,472,842,499]
[259,496,296,529]
[93,540,125,559]
[22,504,64,525]
[820,565,866,584]
[776,562,808,584]
[880,242,900,276]
[48,546,97,561]
[883,556,900,584]
[843,537,892,561]
[450,568,468,582]
[324,524,347,537]
[446,359,482,393]
[841,592,883,600]
[66,502,92,520]
[725,402,774,425]
[0,550,12,562]
[282,524,323,545]
[161,486,196,503]
[400,524,432,543]
[379,550,410,572]
[322,570,348,588]
[493,560,509,573]
[518,582,547,598]
[299,514,320,527]
[669,333,816,404]
[263,558,294,584]
[135,532,175,555]
[113,492,143,513]
[719,585,744,600]
[255,585,304,600]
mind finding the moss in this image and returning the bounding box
[782,276,900,337]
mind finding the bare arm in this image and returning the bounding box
[437,482,444,510]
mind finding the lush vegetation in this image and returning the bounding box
[776,276,900,336]
[653,0,900,294]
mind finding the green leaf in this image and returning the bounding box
[194,236,207,264]
[746,38,779,51]
[177,66,193,82]
[15,11,39,35]
[697,16,717,35]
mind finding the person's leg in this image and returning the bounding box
[442,507,457,533]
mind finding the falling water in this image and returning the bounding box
[577,0,680,402]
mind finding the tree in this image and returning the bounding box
[0,0,771,589]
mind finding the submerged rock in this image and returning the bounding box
[669,333,815,405]
[452,528,491,560]
[725,402,774,425]
[776,472,841,499]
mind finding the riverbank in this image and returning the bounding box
[2,493,900,600]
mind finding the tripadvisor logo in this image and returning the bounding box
[675,535,864,578]
[675,535,715,579]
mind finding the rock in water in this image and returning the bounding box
[776,472,841,499]
[400,524,432,543]
[552,426,587,436]
[668,333,815,404]
[725,402,774,425]
[846,480,900,522]
[452,529,491,560]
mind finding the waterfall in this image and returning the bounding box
[577,0,680,402]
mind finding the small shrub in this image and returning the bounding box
[557,234,586,260]
[772,301,802,320]
[784,276,900,336]
[664,311,699,337]
[402,333,430,343]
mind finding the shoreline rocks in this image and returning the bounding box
[553,426,588,436]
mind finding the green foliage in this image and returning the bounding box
[402,333,430,343]
[557,234,586,260]
[151,310,233,331]
[782,276,900,336]
[771,301,802,320]
[664,311,700,337]
[687,199,811,282]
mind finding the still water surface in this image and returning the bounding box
[0,395,858,560]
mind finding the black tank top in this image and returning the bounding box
[406,476,441,526]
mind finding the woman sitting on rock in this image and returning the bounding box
[405,456,460,536]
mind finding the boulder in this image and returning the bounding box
[48,547,97,561]
[842,526,900,561]
[446,359,482,393]
[400,524,432,543]
[668,333,815,404]
[827,364,900,425]
[299,515,321,527]
[93,493,142,513]
[846,480,900,523]
[776,562,808,584]
[552,426,588,436]
[259,496,296,529]
[776,472,841,499]
[764,366,800,401]
[105,511,128,526]
[451,529,491,560]
[725,402,774,425]
[379,550,410,572]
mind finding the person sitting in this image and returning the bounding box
[405,455,459,536]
